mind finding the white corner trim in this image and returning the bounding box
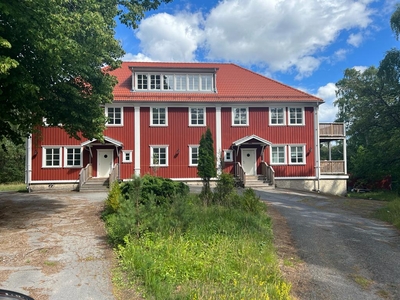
[134,106,140,176]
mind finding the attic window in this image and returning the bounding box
[134,73,214,92]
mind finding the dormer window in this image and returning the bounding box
[134,72,214,92]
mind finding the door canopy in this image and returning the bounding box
[232,135,272,147]
[81,136,123,147]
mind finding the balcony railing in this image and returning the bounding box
[320,160,345,174]
[319,123,345,138]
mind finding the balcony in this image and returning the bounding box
[320,160,346,174]
[319,123,345,140]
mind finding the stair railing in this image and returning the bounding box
[261,162,275,186]
[235,162,246,187]
[79,163,92,191]
[109,163,119,187]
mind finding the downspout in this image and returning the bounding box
[315,103,321,192]
[25,134,32,192]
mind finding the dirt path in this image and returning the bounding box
[0,191,113,300]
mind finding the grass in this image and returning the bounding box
[0,182,27,192]
[350,274,373,289]
[347,190,400,230]
[104,178,291,299]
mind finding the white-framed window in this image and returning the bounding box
[175,75,187,91]
[122,150,133,163]
[189,107,206,126]
[150,146,168,166]
[151,107,168,126]
[200,75,213,91]
[137,74,148,90]
[150,74,161,90]
[289,145,305,164]
[188,75,199,91]
[232,107,248,126]
[271,146,286,165]
[163,75,174,90]
[64,147,82,168]
[224,149,233,162]
[270,107,285,125]
[43,147,62,168]
[106,107,123,126]
[189,145,199,166]
[289,107,304,125]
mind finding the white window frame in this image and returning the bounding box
[289,107,304,125]
[150,146,169,167]
[269,107,286,126]
[270,145,287,165]
[189,145,199,166]
[150,107,168,126]
[150,74,161,90]
[137,73,148,90]
[232,107,249,126]
[200,74,213,91]
[289,145,306,165]
[42,146,62,168]
[122,150,133,163]
[175,75,187,91]
[189,107,206,126]
[106,106,123,126]
[163,74,174,90]
[224,149,234,162]
[64,147,82,168]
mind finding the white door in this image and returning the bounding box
[242,149,256,175]
[97,149,113,177]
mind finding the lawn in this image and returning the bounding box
[0,182,27,192]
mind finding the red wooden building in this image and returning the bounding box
[26,62,348,194]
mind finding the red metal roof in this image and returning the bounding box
[109,62,323,103]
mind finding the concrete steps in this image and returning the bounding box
[79,178,109,192]
[244,175,274,189]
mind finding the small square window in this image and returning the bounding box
[122,150,133,163]
[224,150,233,162]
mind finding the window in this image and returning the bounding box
[232,107,248,125]
[290,146,305,164]
[106,107,123,126]
[270,107,285,125]
[151,146,168,166]
[175,75,187,91]
[289,108,304,125]
[200,75,213,91]
[122,150,132,163]
[163,75,174,90]
[43,147,61,167]
[151,107,167,126]
[150,74,161,90]
[271,146,286,164]
[224,150,233,162]
[189,107,205,126]
[188,75,199,91]
[64,147,82,167]
[189,145,199,166]
[137,74,148,90]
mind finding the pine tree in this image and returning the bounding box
[197,128,216,197]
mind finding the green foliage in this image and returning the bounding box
[197,128,216,191]
[0,138,25,183]
[104,181,122,215]
[213,172,235,205]
[0,0,171,143]
[375,200,400,230]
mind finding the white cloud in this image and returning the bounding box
[131,0,376,77]
[122,53,154,61]
[315,83,338,122]
[347,33,363,47]
[353,65,368,72]
[135,12,204,61]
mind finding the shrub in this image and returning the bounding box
[213,172,235,206]
[104,181,122,215]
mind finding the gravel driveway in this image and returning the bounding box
[0,191,113,300]
[256,188,400,300]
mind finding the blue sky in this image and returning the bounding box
[115,0,399,122]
